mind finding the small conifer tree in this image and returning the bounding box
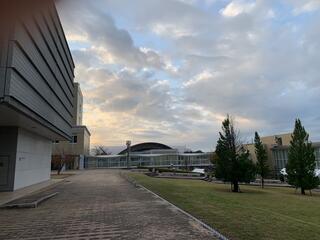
[254,132,269,188]
[215,115,256,192]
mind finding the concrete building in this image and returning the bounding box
[52,83,90,169]
[86,142,212,169]
[245,133,320,177]
[73,82,83,126]
[0,0,75,191]
[272,142,320,173]
[245,133,292,168]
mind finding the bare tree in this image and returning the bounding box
[93,146,112,156]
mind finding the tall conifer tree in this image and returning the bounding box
[215,115,256,192]
[287,119,319,195]
[254,132,269,188]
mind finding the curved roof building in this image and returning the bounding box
[118,142,173,155]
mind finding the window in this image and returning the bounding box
[53,140,59,144]
[70,135,77,143]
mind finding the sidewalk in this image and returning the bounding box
[0,179,63,206]
[0,169,218,240]
[0,170,81,206]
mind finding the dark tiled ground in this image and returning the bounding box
[0,169,216,240]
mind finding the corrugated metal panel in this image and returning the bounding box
[9,70,72,136]
[32,12,74,98]
[49,3,75,70]
[1,0,75,139]
[16,17,74,114]
[0,0,10,68]
[0,16,10,98]
[13,22,74,105]
[0,69,5,98]
[0,38,6,67]
[11,42,73,123]
[42,7,74,88]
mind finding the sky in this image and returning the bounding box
[56,0,320,151]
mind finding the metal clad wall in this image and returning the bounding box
[49,5,75,75]
[11,43,73,124]
[0,15,10,98]
[14,23,73,105]
[33,12,74,97]
[9,70,71,135]
[43,7,74,86]
[4,0,75,139]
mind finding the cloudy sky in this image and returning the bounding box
[56,0,320,151]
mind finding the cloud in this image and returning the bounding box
[56,0,320,150]
[220,0,256,17]
[290,0,320,15]
[57,0,164,69]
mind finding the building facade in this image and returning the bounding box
[52,83,90,169]
[246,133,320,177]
[0,0,75,191]
[245,133,292,172]
[73,82,83,126]
[272,143,320,173]
[86,142,212,169]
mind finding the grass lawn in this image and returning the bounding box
[129,173,320,240]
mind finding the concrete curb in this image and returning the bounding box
[121,172,229,240]
[0,178,64,206]
[1,192,59,208]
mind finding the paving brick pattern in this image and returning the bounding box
[0,170,216,239]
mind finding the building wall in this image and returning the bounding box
[0,0,75,140]
[0,127,18,191]
[245,133,292,175]
[260,133,292,146]
[0,2,12,99]
[52,126,90,156]
[245,143,274,169]
[86,153,212,169]
[0,32,6,98]
[83,128,90,155]
[14,128,52,190]
[73,83,83,126]
[0,127,52,191]
[0,0,75,191]
[272,145,320,172]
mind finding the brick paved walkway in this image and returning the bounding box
[0,169,216,239]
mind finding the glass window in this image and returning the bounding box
[70,135,77,143]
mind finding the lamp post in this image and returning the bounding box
[126,140,131,169]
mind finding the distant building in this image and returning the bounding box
[73,82,83,126]
[86,142,212,169]
[52,83,90,169]
[271,143,320,173]
[245,133,320,177]
[0,1,75,191]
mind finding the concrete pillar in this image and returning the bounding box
[0,127,18,191]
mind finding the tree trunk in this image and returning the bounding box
[232,181,239,192]
[261,178,264,188]
[57,165,63,175]
[301,188,305,195]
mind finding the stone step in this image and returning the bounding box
[0,192,58,208]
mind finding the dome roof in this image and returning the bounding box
[118,142,172,154]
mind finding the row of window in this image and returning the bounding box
[53,135,77,144]
[87,154,212,168]
[273,147,320,170]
